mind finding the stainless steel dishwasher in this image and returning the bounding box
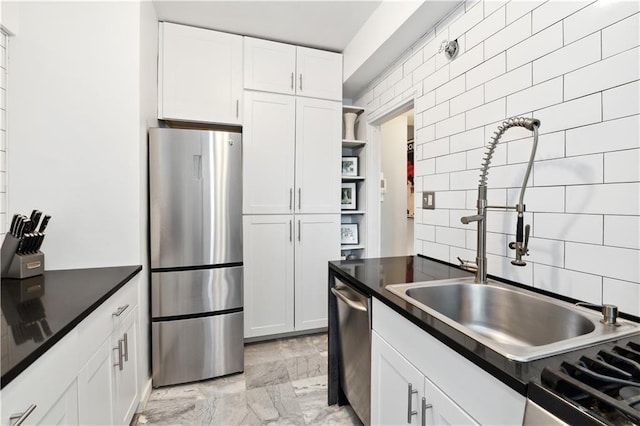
[332,278,371,425]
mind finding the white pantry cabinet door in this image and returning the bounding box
[295,46,342,101]
[295,97,341,214]
[244,37,296,95]
[243,91,296,214]
[243,215,295,338]
[159,22,243,125]
[423,376,478,426]
[113,306,139,426]
[294,214,340,330]
[371,331,425,426]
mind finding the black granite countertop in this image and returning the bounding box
[1,265,142,388]
[328,255,640,397]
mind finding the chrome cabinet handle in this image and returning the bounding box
[407,383,418,423]
[289,220,292,242]
[289,188,293,211]
[298,188,301,210]
[112,304,129,317]
[123,332,129,362]
[297,220,301,242]
[9,404,36,426]
[114,339,124,371]
[421,397,432,426]
[299,73,302,91]
[290,72,294,90]
[236,99,239,118]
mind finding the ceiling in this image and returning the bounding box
[152,0,459,99]
[152,0,382,53]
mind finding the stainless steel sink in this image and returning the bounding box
[386,277,640,361]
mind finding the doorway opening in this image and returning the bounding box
[379,108,415,257]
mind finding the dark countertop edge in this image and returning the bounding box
[1,265,142,389]
[328,255,640,397]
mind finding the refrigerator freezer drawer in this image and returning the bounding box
[151,266,243,318]
[152,312,244,387]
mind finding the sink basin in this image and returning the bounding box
[386,277,640,361]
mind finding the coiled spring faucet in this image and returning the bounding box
[460,117,541,283]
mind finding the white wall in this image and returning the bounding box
[380,114,409,257]
[357,0,640,315]
[0,31,5,237]
[8,1,144,270]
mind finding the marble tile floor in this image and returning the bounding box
[134,333,363,426]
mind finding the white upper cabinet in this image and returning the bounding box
[244,37,342,101]
[158,22,243,125]
[296,46,342,101]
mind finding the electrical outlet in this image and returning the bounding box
[422,191,435,209]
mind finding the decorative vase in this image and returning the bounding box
[343,112,359,140]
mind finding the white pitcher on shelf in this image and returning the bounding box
[343,109,363,140]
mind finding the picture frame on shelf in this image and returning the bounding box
[340,223,359,245]
[342,156,358,177]
[341,182,357,210]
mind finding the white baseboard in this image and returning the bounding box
[136,379,153,413]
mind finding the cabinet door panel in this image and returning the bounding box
[243,215,294,337]
[371,331,424,426]
[243,92,296,214]
[295,98,341,214]
[296,46,342,101]
[294,214,340,330]
[244,37,296,95]
[113,306,139,426]
[38,380,79,426]
[159,22,242,124]
[423,377,478,426]
[78,338,114,425]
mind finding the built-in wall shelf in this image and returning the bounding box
[341,244,364,251]
[342,139,367,149]
[342,105,365,114]
[341,210,365,215]
[341,176,365,181]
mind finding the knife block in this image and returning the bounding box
[1,234,45,279]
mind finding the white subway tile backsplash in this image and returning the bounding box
[478,188,508,209]
[507,186,565,213]
[506,22,563,71]
[534,264,603,304]
[604,149,640,183]
[466,98,506,130]
[467,53,506,89]
[508,131,565,164]
[507,76,563,117]
[603,278,640,316]
[485,0,507,17]
[413,57,437,83]
[424,102,450,126]
[603,12,640,59]
[436,190,467,209]
[486,63,532,103]
[534,212,603,244]
[450,127,485,153]
[415,223,436,241]
[449,0,484,39]
[435,113,466,139]
[436,151,467,173]
[450,169,482,190]
[468,139,507,170]
[566,115,639,156]
[435,75,466,104]
[467,5,505,49]
[416,124,435,143]
[450,85,484,116]
[416,91,436,113]
[372,79,388,99]
[487,252,533,285]
[404,48,424,75]
[485,13,532,59]
[565,47,640,101]
[422,64,450,93]
[422,208,450,226]
[423,137,450,158]
[467,229,508,256]
[487,162,532,189]
[421,241,451,262]
[604,215,640,250]
[564,0,640,44]
[534,154,603,186]
[415,158,434,176]
[527,237,565,267]
[534,93,602,134]
[436,226,466,247]
[423,172,450,192]
[532,1,593,34]
[603,80,640,120]
[532,32,601,85]
[380,86,395,106]
[450,44,484,78]
[566,183,639,215]
[506,0,545,24]
[396,74,414,95]
[566,242,639,284]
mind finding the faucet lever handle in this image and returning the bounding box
[523,224,530,253]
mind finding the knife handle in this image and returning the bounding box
[10,214,19,236]
[38,215,51,233]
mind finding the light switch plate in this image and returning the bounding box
[422,191,435,209]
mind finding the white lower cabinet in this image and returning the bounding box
[112,306,138,425]
[39,380,79,426]
[244,214,339,338]
[372,332,477,426]
[371,299,526,425]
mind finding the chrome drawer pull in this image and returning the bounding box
[112,304,129,317]
[407,382,418,423]
[421,397,432,426]
[114,339,125,371]
[10,404,36,426]
[123,332,129,362]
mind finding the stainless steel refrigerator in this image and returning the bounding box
[148,127,243,387]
